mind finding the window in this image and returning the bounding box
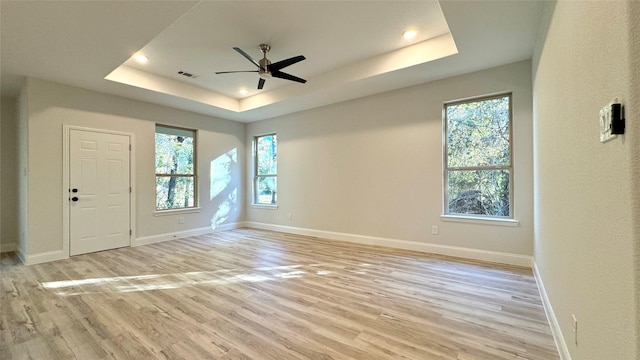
[444,94,512,218]
[254,134,277,205]
[155,125,196,210]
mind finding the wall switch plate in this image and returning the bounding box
[431,225,439,235]
[600,103,616,143]
[600,101,624,143]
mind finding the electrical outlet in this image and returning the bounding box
[287,213,293,220]
[572,314,578,345]
[179,216,184,224]
[431,225,439,235]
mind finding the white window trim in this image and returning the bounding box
[153,207,201,216]
[440,214,519,227]
[155,124,198,212]
[442,92,514,219]
[253,133,278,206]
[250,204,279,210]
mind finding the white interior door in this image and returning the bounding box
[69,129,131,256]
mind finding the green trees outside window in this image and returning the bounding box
[155,125,196,210]
[444,94,512,217]
[254,134,277,205]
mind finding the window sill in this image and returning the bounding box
[154,207,201,216]
[251,204,278,210]
[440,215,519,227]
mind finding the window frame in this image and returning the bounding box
[154,124,198,212]
[443,92,514,219]
[253,133,278,206]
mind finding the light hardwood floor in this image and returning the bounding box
[1,229,559,360]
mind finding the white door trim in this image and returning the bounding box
[62,125,136,258]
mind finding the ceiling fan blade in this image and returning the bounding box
[257,78,266,90]
[269,55,306,72]
[215,70,259,74]
[271,70,307,84]
[233,47,260,68]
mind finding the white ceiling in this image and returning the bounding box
[1,1,543,122]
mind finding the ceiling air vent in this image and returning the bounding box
[178,70,198,79]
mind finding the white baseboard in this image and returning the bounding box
[243,222,532,267]
[533,261,571,360]
[13,223,244,266]
[133,222,243,247]
[21,249,67,266]
[0,242,17,253]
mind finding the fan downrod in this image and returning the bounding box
[258,44,272,78]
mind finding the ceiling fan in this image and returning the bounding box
[215,44,307,90]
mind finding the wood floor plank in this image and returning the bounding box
[1,228,559,359]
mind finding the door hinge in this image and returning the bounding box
[129,144,132,151]
[130,187,132,193]
[130,230,132,236]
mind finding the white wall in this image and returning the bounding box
[246,61,534,263]
[533,1,639,359]
[21,78,245,263]
[633,3,640,358]
[0,98,4,251]
[1,96,19,252]
[17,85,29,258]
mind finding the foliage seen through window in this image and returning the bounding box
[155,125,196,210]
[254,134,277,205]
[445,95,512,217]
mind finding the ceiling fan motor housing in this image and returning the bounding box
[259,57,272,78]
[216,44,306,89]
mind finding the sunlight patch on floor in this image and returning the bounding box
[38,262,363,296]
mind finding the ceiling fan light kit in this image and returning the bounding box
[215,44,307,90]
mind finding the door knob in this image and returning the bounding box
[72,189,78,193]
[71,197,79,202]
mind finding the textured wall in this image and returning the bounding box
[533,1,639,359]
[0,98,4,250]
[0,97,19,252]
[629,2,640,359]
[17,85,29,258]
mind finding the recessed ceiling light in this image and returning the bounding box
[239,89,248,96]
[403,30,417,40]
[134,54,149,64]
